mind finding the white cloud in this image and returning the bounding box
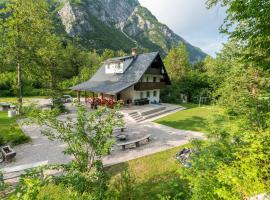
[138,0,227,56]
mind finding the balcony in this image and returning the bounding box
[145,68,161,75]
[134,82,166,91]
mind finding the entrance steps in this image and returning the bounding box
[128,105,183,123]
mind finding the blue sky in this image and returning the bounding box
[138,0,227,56]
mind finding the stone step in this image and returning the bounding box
[133,116,143,120]
[145,109,177,119]
[141,107,182,121]
[129,111,138,116]
[140,106,166,116]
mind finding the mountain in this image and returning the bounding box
[58,0,207,62]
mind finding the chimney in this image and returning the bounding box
[131,48,137,56]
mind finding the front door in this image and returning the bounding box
[117,93,121,101]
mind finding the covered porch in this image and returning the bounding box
[76,90,120,109]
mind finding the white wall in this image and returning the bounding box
[120,87,160,104]
[141,74,162,82]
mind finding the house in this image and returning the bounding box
[70,49,171,105]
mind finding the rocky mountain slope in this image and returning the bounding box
[58,0,207,61]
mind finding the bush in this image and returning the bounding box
[0,127,31,146]
[51,98,66,113]
[0,112,31,146]
[0,134,6,146]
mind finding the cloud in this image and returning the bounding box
[138,0,227,56]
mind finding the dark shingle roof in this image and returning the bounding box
[70,52,159,95]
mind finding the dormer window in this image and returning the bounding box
[105,62,124,74]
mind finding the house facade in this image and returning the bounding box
[70,49,171,105]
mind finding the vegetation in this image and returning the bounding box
[0,111,30,145]
[3,104,122,199]
[162,43,211,103]
[107,146,188,200]
[1,0,270,199]
[9,145,189,200]
[155,105,235,133]
[177,0,270,199]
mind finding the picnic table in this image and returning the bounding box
[113,127,127,133]
[117,134,151,150]
[0,103,11,111]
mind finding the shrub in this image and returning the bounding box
[0,134,6,146]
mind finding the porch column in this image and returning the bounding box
[77,91,81,104]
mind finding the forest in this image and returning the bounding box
[0,0,269,199]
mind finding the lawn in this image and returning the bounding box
[106,146,188,199]
[34,146,188,200]
[0,111,30,146]
[0,96,48,104]
[155,104,234,133]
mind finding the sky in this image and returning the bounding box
[138,0,227,57]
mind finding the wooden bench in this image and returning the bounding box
[113,127,127,133]
[117,134,151,150]
[134,98,149,106]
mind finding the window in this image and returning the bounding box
[153,91,157,97]
[147,91,150,98]
[146,76,149,82]
[140,92,144,99]
[153,77,156,82]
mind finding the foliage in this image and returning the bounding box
[0,111,30,146]
[107,146,190,200]
[0,171,4,191]
[7,104,123,199]
[28,104,123,173]
[162,43,211,103]
[206,0,270,70]
[178,0,270,198]
[110,168,138,200]
[164,43,190,82]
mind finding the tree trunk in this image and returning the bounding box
[17,62,23,115]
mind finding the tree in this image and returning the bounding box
[12,104,124,199]
[206,0,270,70]
[29,104,123,173]
[164,43,190,82]
[0,0,64,113]
[180,1,270,198]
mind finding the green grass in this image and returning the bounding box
[0,111,30,146]
[107,146,188,199]
[8,146,187,199]
[155,104,234,133]
[0,96,48,103]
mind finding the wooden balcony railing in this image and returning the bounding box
[134,82,166,91]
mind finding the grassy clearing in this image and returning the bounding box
[107,146,188,199]
[0,96,48,103]
[0,111,30,146]
[155,104,235,133]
